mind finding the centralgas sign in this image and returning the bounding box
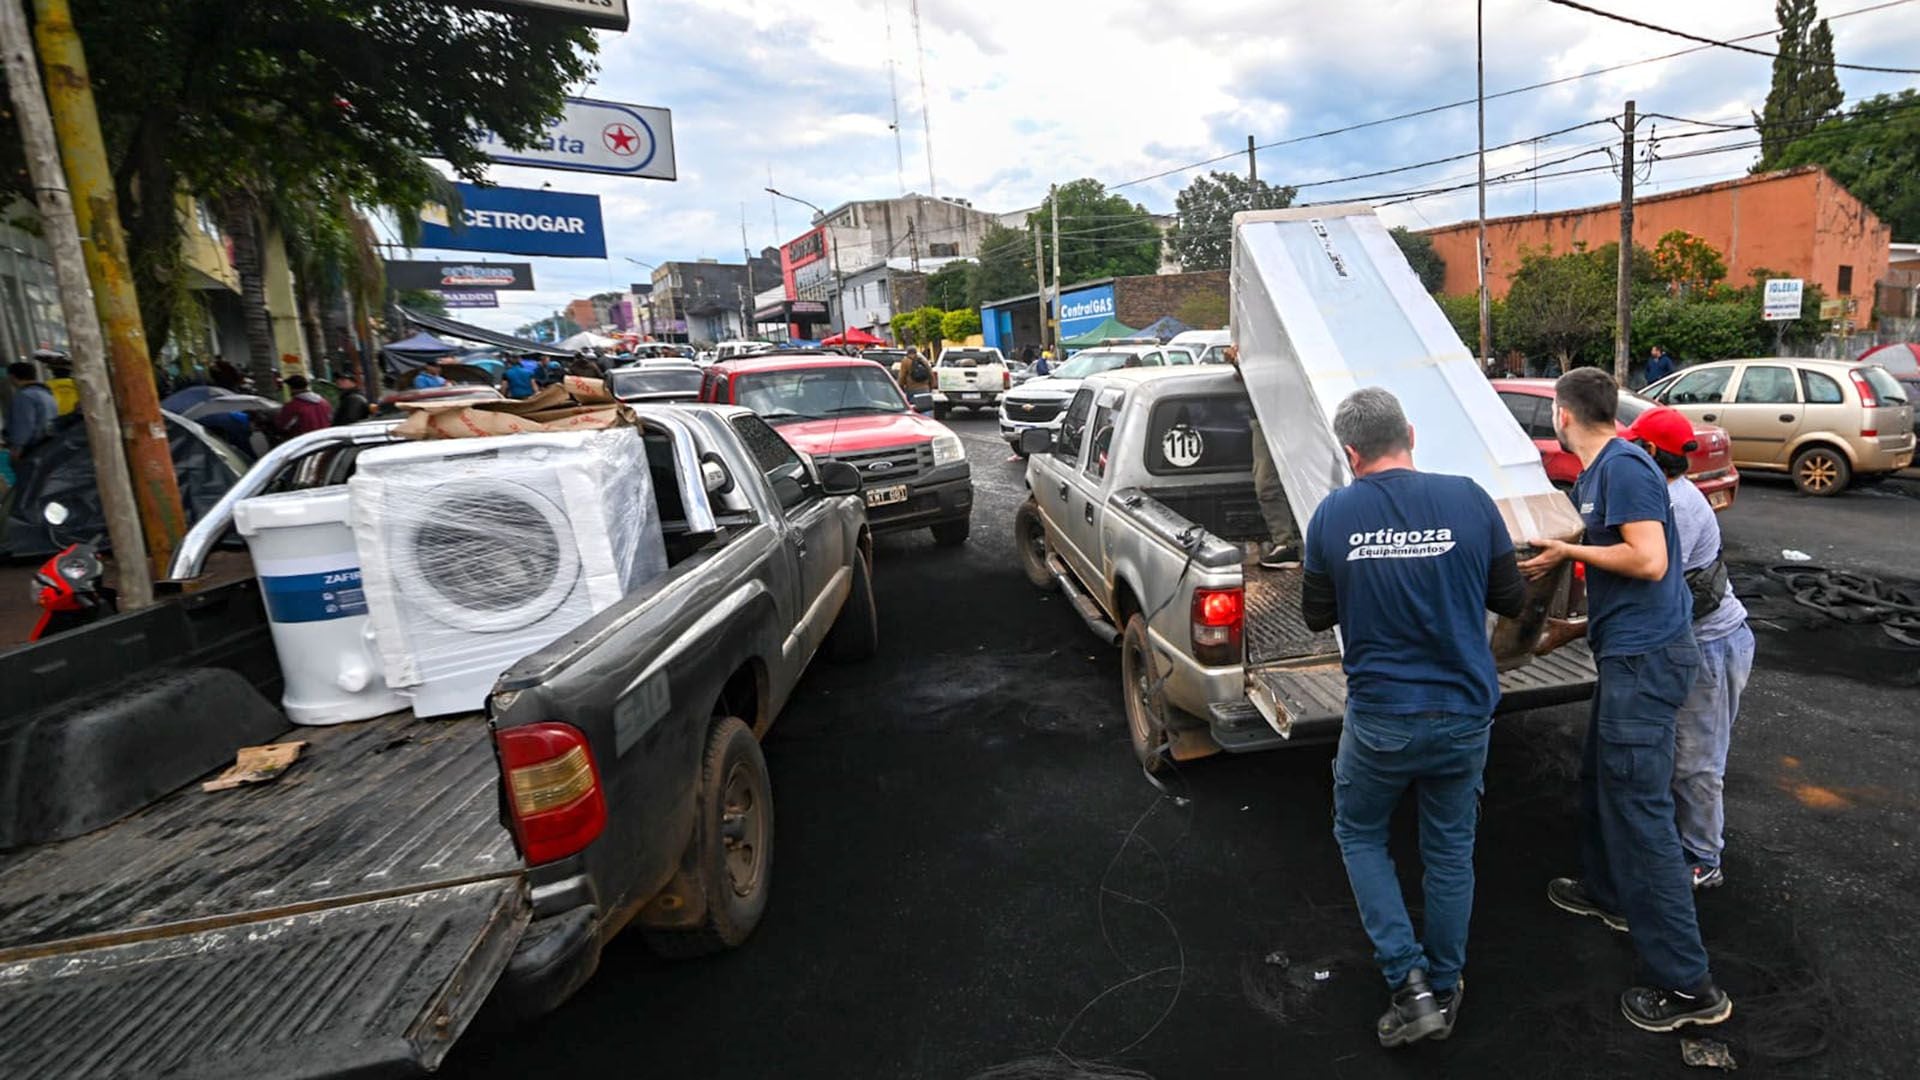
[477,96,675,181]
[1057,284,1117,339]
[419,183,607,259]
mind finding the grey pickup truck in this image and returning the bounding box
[1013,366,1596,770]
[0,405,874,1078]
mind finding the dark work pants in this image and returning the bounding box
[1581,637,1711,991]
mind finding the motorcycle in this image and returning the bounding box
[28,502,117,642]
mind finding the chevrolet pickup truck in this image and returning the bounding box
[0,404,876,1078]
[1013,366,1596,769]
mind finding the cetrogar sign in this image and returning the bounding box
[477,97,675,181]
[418,183,607,259]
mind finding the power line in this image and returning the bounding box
[1545,0,1920,75]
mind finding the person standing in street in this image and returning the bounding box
[502,359,537,400]
[1519,367,1730,1033]
[331,372,371,425]
[272,376,333,440]
[1222,344,1298,567]
[897,349,934,404]
[1303,387,1525,1047]
[1646,345,1677,386]
[1618,407,1753,889]
[4,361,58,487]
[412,360,449,389]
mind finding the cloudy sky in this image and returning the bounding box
[389,0,1920,334]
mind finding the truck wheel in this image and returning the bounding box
[643,718,773,959]
[933,403,950,420]
[1791,446,1849,496]
[825,548,878,662]
[1014,499,1054,590]
[931,519,970,547]
[1120,614,1169,775]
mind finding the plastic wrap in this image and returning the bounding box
[1229,204,1583,665]
[347,427,668,716]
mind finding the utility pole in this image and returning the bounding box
[1615,99,1636,386]
[1247,135,1259,209]
[0,0,150,607]
[1032,204,1048,356]
[32,0,185,582]
[1475,0,1492,371]
[740,203,755,335]
[1050,184,1062,349]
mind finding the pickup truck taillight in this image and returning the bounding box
[1191,586,1244,667]
[497,723,607,865]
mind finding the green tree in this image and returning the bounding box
[1033,179,1162,285]
[1648,230,1728,298]
[1167,171,1297,272]
[1753,0,1845,170]
[1174,292,1229,330]
[1504,245,1617,370]
[925,260,973,309]
[971,222,1034,304]
[891,306,947,349]
[940,308,982,343]
[1773,90,1920,240]
[1390,227,1447,293]
[1437,293,1508,356]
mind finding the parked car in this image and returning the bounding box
[1494,378,1740,510]
[1168,328,1230,363]
[713,340,769,362]
[701,352,973,545]
[607,364,704,402]
[930,346,1009,418]
[1642,358,1914,495]
[1856,343,1920,431]
[998,342,1195,455]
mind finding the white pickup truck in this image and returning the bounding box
[930,346,1009,419]
[1013,366,1596,769]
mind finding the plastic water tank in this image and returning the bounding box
[234,488,410,725]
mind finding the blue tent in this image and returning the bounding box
[1134,315,1191,343]
[382,331,467,356]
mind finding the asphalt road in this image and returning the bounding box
[449,416,1919,1079]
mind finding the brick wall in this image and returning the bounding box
[1113,270,1228,329]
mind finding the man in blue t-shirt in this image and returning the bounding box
[1520,366,1729,1034]
[1302,387,1525,1048]
[501,360,537,400]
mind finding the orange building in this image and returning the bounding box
[564,298,598,332]
[1422,166,1891,311]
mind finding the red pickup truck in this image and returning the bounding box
[700,353,975,545]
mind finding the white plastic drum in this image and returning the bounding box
[234,488,409,725]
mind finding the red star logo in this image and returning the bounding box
[603,123,640,156]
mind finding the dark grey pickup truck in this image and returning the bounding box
[0,405,875,1078]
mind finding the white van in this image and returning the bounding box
[714,340,769,362]
[1167,328,1231,364]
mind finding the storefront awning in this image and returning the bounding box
[753,299,832,323]
[398,306,574,357]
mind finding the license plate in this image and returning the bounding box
[958,392,978,401]
[864,484,908,508]
[1707,489,1731,509]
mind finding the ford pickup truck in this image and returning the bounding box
[0,404,876,1078]
[1013,366,1596,769]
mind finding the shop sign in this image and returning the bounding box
[436,290,499,309]
[419,183,606,259]
[1762,278,1803,322]
[1057,283,1117,339]
[476,96,674,180]
[387,260,535,291]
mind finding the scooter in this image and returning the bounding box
[28,535,117,642]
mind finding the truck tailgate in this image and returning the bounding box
[0,711,527,1079]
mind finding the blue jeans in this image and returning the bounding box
[1673,624,1754,869]
[1332,707,1491,993]
[1582,638,1712,991]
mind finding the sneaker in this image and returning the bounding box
[1690,864,1725,890]
[1377,968,1446,1048]
[1620,983,1733,1032]
[1259,542,1302,570]
[1547,877,1629,933]
[1430,979,1464,1041]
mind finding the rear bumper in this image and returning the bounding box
[1690,468,1739,510]
[868,469,973,533]
[932,389,1001,407]
[488,904,601,1024]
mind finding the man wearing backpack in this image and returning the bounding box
[898,349,934,404]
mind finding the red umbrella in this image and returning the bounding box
[1857,342,1920,375]
[821,327,887,347]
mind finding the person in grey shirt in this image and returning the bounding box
[1622,406,1751,890]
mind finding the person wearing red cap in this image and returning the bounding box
[1621,406,1752,892]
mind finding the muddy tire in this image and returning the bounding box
[825,547,878,662]
[1791,446,1850,496]
[1120,614,1169,774]
[643,718,773,959]
[1014,499,1054,590]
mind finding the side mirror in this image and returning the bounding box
[1018,428,1054,456]
[817,460,863,497]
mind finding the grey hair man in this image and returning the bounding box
[1301,386,1527,1048]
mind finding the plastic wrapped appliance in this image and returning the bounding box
[234,489,409,725]
[1229,204,1584,665]
[348,427,667,717]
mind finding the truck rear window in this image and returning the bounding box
[1144,395,1256,476]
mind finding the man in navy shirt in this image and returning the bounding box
[1302,387,1525,1047]
[1520,366,1729,1033]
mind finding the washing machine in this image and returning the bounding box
[348,427,667,717]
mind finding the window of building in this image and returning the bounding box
[1837,265,1854,294]
[928,242,959,258]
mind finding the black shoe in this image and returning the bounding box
[1690,864,1725,890]
[1547,877,1629,933]
[1621,983,1733,1032]
[1377,968,1446,1048]
[1431,978,1464,1041]
[1259,542,1301,570]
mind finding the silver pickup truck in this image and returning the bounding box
[1014,366,1596,769]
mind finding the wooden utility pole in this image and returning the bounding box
[33,0,185,580]
[1032,200,1048,355]
[0,0,150,607]
[1475,0,1492,371]
[1049,185,1062,347]
[1247,135,1259,209]
[1615,99,1636,385]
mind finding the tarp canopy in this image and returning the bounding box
[558,331,619,351]
[821,327,886,347]
[1134,315,1191,343]
[397,306,575,359]
[382,331,468,356]
[1062,317,1140,348]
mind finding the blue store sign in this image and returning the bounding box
[419,183,607,259]
[1057,283,1117,340]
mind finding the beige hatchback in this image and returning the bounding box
[1644,357,1914,495]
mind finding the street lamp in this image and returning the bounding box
[765,187,844,336]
